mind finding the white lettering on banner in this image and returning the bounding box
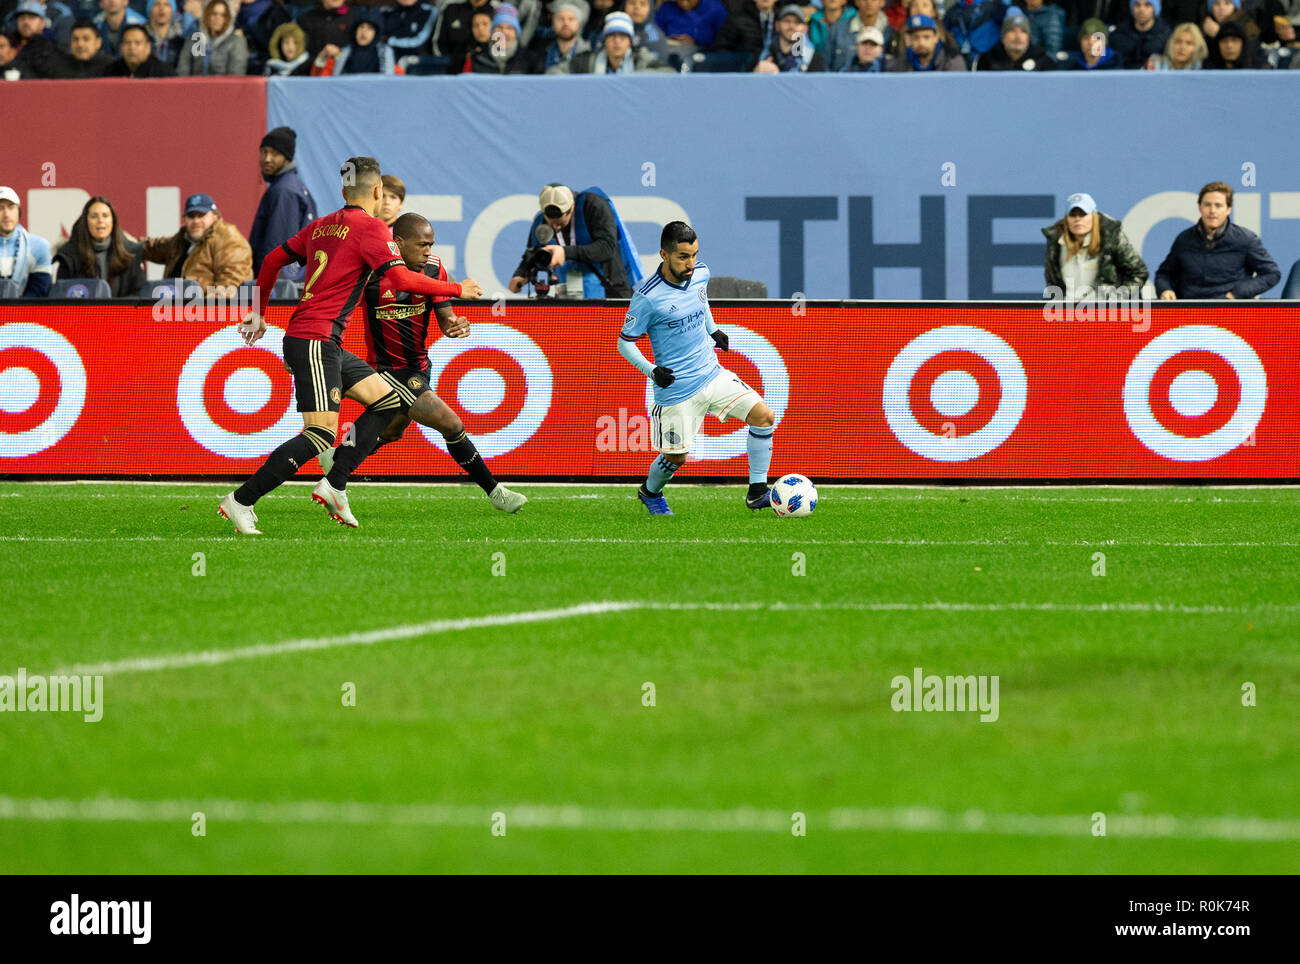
[642,325,789,461]
[1123,326,1266,462]
[0,323,87,457]
[176,327,299,459]
[462,195,692,297]
[417,324,552,459]
[882,326,1027,463]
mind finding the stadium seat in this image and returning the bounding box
[272,278,300,299]
[51,278,111,298]
[0,279,20,299]
[707,275,767,298]
[1282,259,1300,299]
[148,278,204,302]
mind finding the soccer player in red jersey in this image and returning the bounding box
[318,212,527,515]
[218,156,483,534]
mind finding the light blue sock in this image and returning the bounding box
[747,428,774,485]
[645,455,680,495]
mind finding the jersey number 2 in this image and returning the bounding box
[302,250,328,301]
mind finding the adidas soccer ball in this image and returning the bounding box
[770,474,818,518]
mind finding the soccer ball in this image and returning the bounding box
[770,474,818,518]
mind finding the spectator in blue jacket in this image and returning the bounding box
[1110,0,1171,67]
[809,0,853,68]
[383,0,438,60]
[1022,0,1063,57]
[330,13,396,72]
[655,0,728,48]
[0,186,54,298]
[1156,181,1281,299]
[144,0,187,64]
[943,0,1005,62]
[94,0,145,56]
[249,127,317,280]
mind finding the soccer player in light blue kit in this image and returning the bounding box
[617,221,777,516]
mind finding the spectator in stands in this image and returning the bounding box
[438,0,493,69]
[1203,0,1259,41]
[884,0,909,31]
[842,22,886,67]
[0,32,15,72]
[178,0,249,74]
[54,18,114,75]
[297,0,351,59]
[265,19,310,73]
[1262,0,1299,48]
[809,0,853,69]
[9,1,61,78]
[543,1,590,71]
[887,0,954,58]
[1205,17,1267,63]
[1022,0,1063,57]
[53,196,146,298]
[1156,181,1280,299]
[755,5,826,70]
[888,12,966,67]
[145,0,186,65]
[95,0,145,58]
[845,0,893,55]
[237,0,292,74]
[3,0,73,47]
[550,9,673,69]
[380,175,405,226]
[383,0,438,66]
[655,0,728,49]
[625,0,669,56]
[469,4,541,71]
[250,127,316,276]
[1110,0,1171,66]
[108,20,177,72]
[324,13,395,72]
[140,193,253,298]
[713,0,779,70]
[583,0,616,44]
[1042,192,1147,299]
[1146,19,1206,66]
[1070,17,1120,67]
[456,7,493,70]
[976,5,1056,67]
[944,0,1005,64]
[0,186,55,299]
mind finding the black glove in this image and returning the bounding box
[711,329,729,351]
[652,366,676,388]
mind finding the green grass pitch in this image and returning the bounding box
[1,481,1298,873]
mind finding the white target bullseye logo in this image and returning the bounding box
[0,323,87,457]
[177,327,299,458]
[1124,325,1265,462]
[418,323,552,458]
[642,325,789,461]
[883,325,1027,462]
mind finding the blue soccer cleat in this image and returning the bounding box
[745,488,772,511]
[638,487,674,516]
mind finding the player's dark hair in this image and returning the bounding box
[340,156,382,199]
[660,221,697,252]
[391,212,431,240]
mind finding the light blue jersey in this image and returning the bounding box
[619,261,719,405]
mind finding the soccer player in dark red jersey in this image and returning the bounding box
[218,156,483,534]
[318,212,527,515]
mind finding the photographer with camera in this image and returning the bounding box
[507,183,641,298]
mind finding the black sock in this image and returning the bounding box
[445,430,497,494]
[235,426,334,506]
[747,481,769,499]
[328,408,397,490]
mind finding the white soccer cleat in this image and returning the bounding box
[317,444,336,476]
[218,492,262,535]
[311,478,359,528]
[489,484,528,514]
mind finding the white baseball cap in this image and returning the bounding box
[0,186,19,206]
[859,26,884,45]
[1065,192,1097,215]
[539,184,574,215]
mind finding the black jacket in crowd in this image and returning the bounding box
[51,51,115,78]
[296,3,353,57]
[106,54,178,77]
[53,241,148,299]
[713,1,776,54]
[1154,220,1281,299]
[512,191,631,298]
[974,40,1056,70]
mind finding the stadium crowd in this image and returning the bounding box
[1,0,1298,76]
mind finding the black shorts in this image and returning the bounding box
[282,336,375,413]
[376,366,434,409]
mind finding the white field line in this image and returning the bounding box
[2,535,1298,548]
[29,599,1300,680]
[5,480,1299,491]
[0,795,1294,842]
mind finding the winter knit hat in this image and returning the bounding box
[1130,0,1161,15]
[1002,6,1029,34]
[492,3,521,31]
[259,127,296,161]
[1079,17,1108,40]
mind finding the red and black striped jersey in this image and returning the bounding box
[361,257,452,373]
[280,206,404,344]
